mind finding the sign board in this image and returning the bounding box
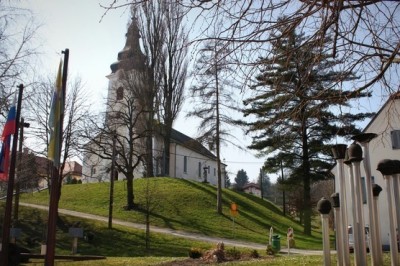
[68,227,84,238]
[287,227,294,239]
[230,203,239,217]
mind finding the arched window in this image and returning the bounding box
[116,87,124,100]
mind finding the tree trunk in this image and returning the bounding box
[301,114,312,235]
[126,176,135,209]
[215,56,222,214]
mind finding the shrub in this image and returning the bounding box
[226,247,241,260]
[266,245,275,255]
[250,249,259,258]
[188,247,202,259]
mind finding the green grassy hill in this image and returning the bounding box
[19,177,322,250]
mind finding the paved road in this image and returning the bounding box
[20,202,324,256]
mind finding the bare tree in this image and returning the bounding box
[25,74,90,188]
[104,1,400,95]
[157,1,188,176]
[132,2,165,177]
[0,1,39,115]
[81,71,148,210]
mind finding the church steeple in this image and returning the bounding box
[110,18,146,73]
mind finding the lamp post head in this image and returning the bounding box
[348,142,363,162]
[343,149,351,165]
[372,184,383,197]
[317,197,332,215]
[377,159,396,176]
[351,133,377,144]
[331,144,347,160]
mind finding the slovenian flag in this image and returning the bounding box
[0,98,16,181]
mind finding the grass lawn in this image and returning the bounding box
[19,178,324,250]
[22,253,395,265]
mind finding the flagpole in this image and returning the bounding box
[45,49,69,266]
[0,84,24,266]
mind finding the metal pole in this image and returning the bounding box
[0,84,23,266]
[352,160,368,266]
[347,143,367,266]
[331,192,343,266]
[377,159,399,266]
[386,176,398,266]
[317,198,332,266]
[344,154,362,265]
[372,184,383,265]
[352,133,379,266]
[45,48,69,266]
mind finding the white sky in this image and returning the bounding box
[14,0,391,184]
[15,0,266,182]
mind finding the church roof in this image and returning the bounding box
[110,18,146,73]
[170,129,217,160]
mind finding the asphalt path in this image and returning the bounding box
[20,202,324,256]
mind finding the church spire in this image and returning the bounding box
[110,17,146,73]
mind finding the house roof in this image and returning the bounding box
[170,128,217,160]
[363,92,400,133]
[242,182,260,190]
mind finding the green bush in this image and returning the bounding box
[250,249,259,258]
[226,247,241,260]
[188,247,203,259]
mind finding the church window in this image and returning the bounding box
[116,87,124,100]
[184,156,188,173]
[391,130,400,149]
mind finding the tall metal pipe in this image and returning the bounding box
[391,160,400,257]
[332,144,350,265]
[377,159,398,266]
[318,197,332,266]
[344,150,362,265]
[372,184,383,265]
[352,133,379,265]
[331,192,343,266]
[348,143,367,266]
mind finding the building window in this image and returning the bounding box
[91,166,96,177]
[391,130,400,149]
[214,168,216,176]
[116,87,124,100]
[198,162,201,177]
[184,156,188,173]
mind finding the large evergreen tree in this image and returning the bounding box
[242,26,373,235]
[234,169,249,190]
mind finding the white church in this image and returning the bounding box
[82,19,226,187]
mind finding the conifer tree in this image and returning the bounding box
[242,26,373,235]
[187,38,238,214]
